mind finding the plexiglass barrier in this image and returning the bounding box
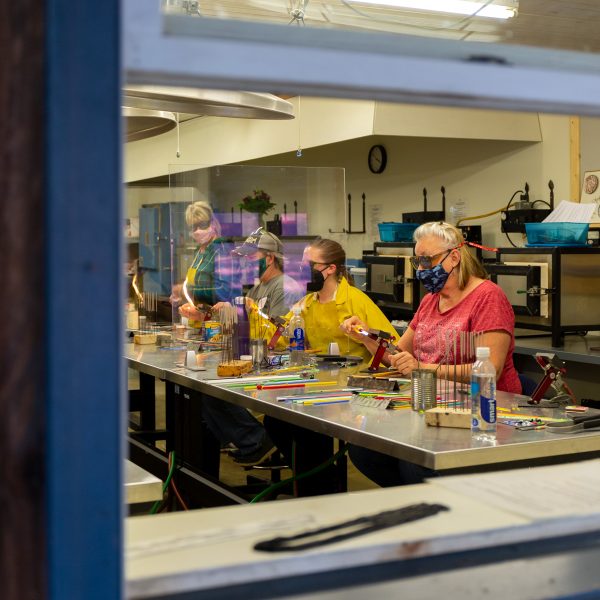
[125,164,344,326]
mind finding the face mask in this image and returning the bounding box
[258,257,268,277]
[306,268,327,292]
[415,263,453,293]
[192,227,213,246]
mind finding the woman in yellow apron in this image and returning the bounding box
[263,238,397,496]
[264,238,397,361]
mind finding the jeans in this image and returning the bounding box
[349,444,437,487]
[200,395,265,455]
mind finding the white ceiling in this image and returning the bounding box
[188,0,600,53]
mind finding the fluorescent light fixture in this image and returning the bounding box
[346,0,518,19]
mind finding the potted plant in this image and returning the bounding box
[239,189,276,217]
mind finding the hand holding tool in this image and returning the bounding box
[352,327,398,372]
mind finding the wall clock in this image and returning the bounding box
[368,144,387,174]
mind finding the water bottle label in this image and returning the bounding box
[471,381,480,396]
[480,394,496,424]
[293,328,305,351]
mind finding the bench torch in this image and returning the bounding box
[353,327,397,372]
[267,316,288,351]
[528,352,576,407]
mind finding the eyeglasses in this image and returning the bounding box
[191,220,211,231]
[410,249,454,270]
[308,261,330,270]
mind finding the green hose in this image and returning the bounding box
[249,445,348,504]
[150,451,177,514]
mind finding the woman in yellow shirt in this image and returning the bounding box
[264,238,397,496]
[265,238,397,360]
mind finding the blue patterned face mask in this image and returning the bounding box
[415,248,455,293]
[415,263,450,293]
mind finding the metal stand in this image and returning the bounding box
[528,352,576,407]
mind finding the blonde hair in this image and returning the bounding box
[413,221,487,290]
[185,200,221,237]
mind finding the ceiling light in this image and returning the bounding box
[345,0,518,20]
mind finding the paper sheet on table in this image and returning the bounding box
[428,459,600,521]
[542,200,595,223]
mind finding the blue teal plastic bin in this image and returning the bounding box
[525,222,589,246]
[378,222,418,242]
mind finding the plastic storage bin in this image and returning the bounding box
[378,222,419,242]
[525,222,589,246]
[349,267,367,290]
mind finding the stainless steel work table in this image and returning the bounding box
[125,343,600,472]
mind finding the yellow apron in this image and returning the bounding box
[303,299,371,363]
[261,277,397,367]
[185,253,206,329]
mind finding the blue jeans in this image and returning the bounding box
[200,395,265,455]
[349,444,437,487]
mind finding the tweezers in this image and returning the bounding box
[254,503,449,552]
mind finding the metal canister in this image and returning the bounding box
[411,369,437,412]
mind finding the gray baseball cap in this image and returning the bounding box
[234,228,283,256]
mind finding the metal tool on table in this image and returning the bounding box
[546,413,600,434]
[254,503,449,553]
[528,353,576,407]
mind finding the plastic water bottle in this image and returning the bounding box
[289,307,306,366]
[471,346,497,443]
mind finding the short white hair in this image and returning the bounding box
[413,221,488,290]
[413,221,461,250]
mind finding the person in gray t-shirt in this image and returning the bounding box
[204,228,303,466]
[245,254,303,319]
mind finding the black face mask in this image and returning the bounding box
[306,268,326,292]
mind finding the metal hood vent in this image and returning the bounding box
[124,107,178,142]
[123,86,295,142]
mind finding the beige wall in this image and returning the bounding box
[245,114,570,258]
[580,116,600,188]
[125,98,572,260]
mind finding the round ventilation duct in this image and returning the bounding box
[123,86,295,120]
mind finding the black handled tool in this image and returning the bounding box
[254,503,449,552]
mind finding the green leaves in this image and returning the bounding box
[239,189,276,214]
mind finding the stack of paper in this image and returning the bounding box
[542,200,595,223]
